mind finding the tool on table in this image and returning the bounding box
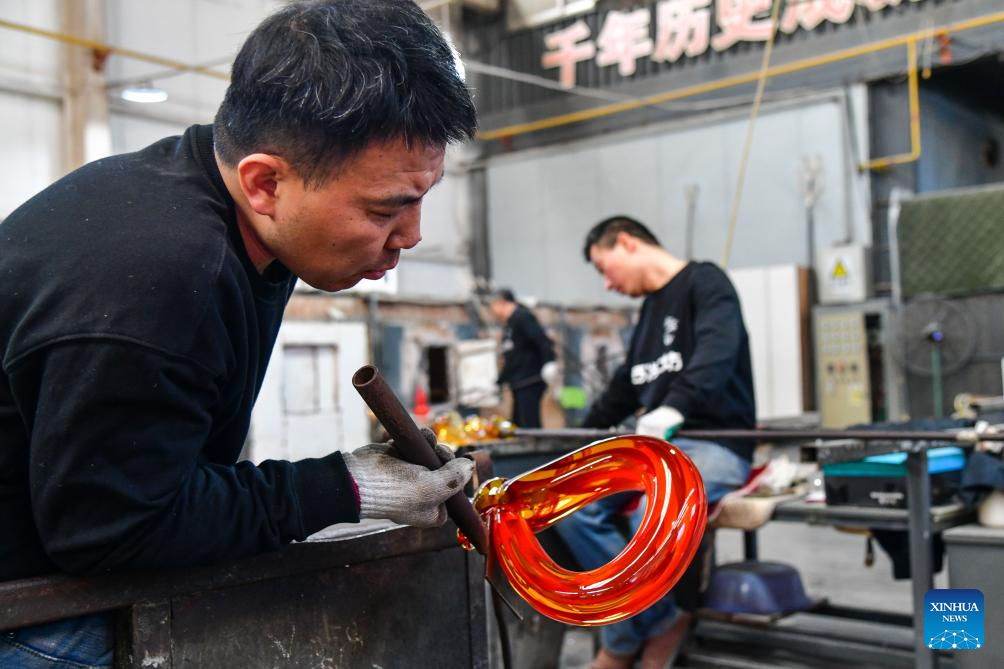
[351,365,517,669]
[352,364,488,552]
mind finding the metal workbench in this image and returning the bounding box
[484,428,978,669]
[0,521,487,669]
[790,437,973,669]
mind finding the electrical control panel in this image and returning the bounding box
[816,310,872,427]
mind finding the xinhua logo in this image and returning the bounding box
[924,589,984,650]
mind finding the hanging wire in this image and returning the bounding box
[720,0,784,269]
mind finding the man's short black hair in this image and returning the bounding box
[491,288,515,303]
[582,215,661,262]
[214,0,477,186]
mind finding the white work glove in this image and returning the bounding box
[956,421,1004,454]
[541,361,560,386]
[636,406,685,440]
[342,427,474,528]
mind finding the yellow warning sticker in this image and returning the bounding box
[831,260,848,279]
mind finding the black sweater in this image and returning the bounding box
[0,125,358,582]
[583,262,756,460]
[498,304,555,388]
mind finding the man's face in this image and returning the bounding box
[271,138,445,292]
[489,298,508,322]
[589,241,644,297]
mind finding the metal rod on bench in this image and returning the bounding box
[680,429,1004,442]
[352,365,489,555]
[514,427,1004,443]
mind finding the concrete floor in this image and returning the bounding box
[557,521,950,668]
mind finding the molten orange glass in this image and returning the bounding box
[471,435,706,626]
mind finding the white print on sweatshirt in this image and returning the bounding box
[630,350,684,385]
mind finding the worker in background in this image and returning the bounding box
[556,216,756,669]
[0,2,475,666]
[488,288,559,428]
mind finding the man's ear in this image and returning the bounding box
[617,231,638,253]
[236,154,292,218]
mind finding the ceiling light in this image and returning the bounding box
[120,83,168,103]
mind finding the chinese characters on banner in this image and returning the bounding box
[653,1,711,63]
[541,19,596,88]
[596,9,653,76]
[542,0,923,88]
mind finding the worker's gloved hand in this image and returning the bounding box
[957,421,1004,454]
[343,427,474,528]
[541,361,561,386]
[636,406,685,441]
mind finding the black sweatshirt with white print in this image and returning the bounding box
[583,262,756,461]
